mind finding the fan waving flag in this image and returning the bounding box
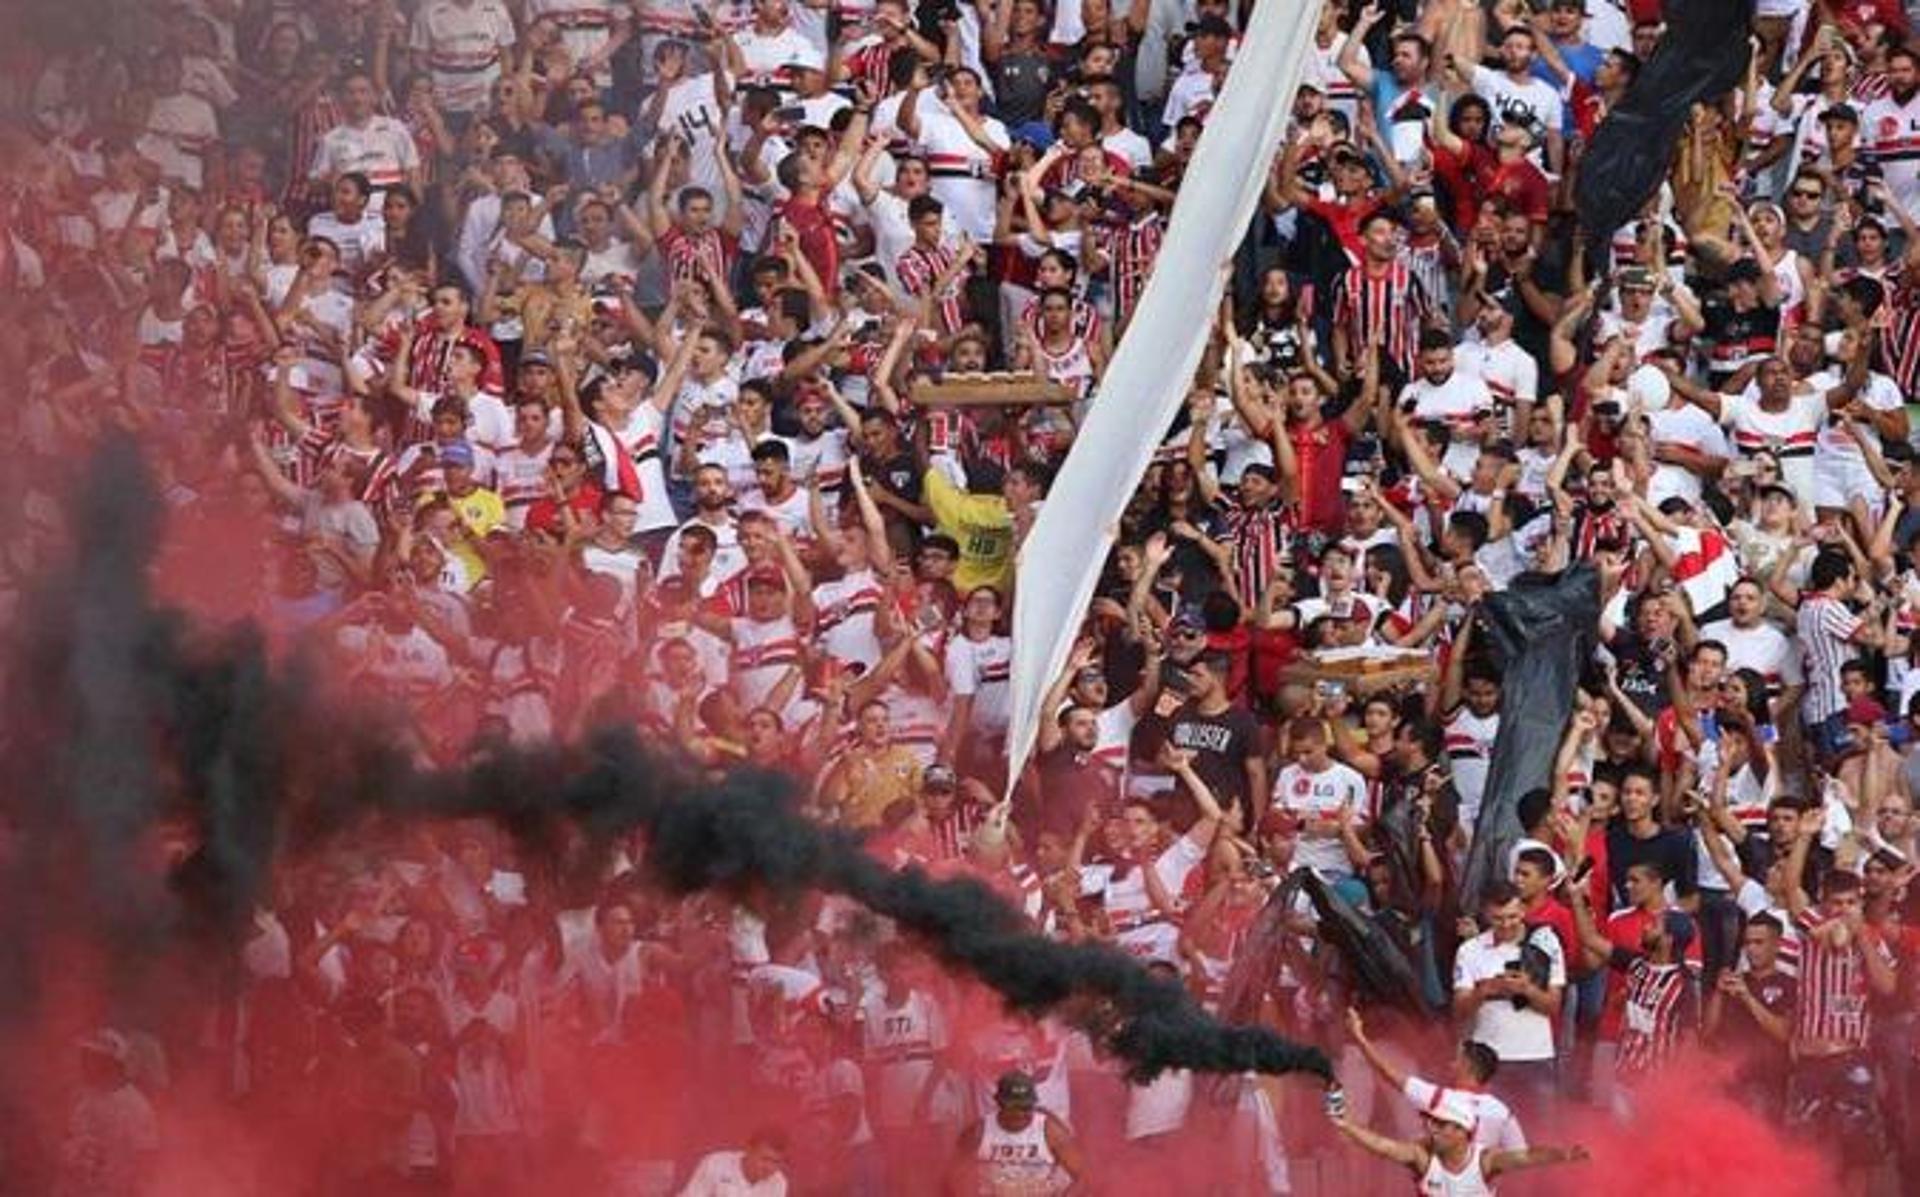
[584,419,642,499]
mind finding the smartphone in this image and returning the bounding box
[773,105,808,124]
[1570,857,1594,886]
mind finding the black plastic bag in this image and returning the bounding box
[1573,0,1755,240]
[1459,566,1603,906]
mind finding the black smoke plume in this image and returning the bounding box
[0,437,1333,1087]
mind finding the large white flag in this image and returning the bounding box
[1006,0,1325,781]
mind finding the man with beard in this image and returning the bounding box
[661,462,744,581]
[1863,47,1920,218]
[1398,328,1496,482]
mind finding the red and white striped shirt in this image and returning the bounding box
[1793,909,1894,1049]
[896,240,964,333]
[1332,257,1431,377]
[1616,956,1695,1081]
[1093,213,1165,325]
[658,224,739,286]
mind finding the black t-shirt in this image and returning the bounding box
[1607,628,1673,718]
[1701,298,1781,382]
[1164,700,1262,827]
[1606,824,1698,906]
[992,51,1056,125]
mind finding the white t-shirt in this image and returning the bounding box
[412,0,517,114]
[1452,930,1564,1062]
[1273,760,1369,877]
[309,115,421,189]
[1645,402,1731,507]
[1719,386,1825,505]
[914,98,1009,240]
[946,632,1013,733]
[1399,370,1494,480]
[677,1149,788,1197]
[1470,65,1563,155]
[307,209,387,277]
[1698,618,1804,694]
[1454,337,1538,435]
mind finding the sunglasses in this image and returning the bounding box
[1792,189,1823,199]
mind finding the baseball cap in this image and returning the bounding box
[784,46,827,74]
[746,565,787,590]
[1757,481,1797,503]
[994,1071,1039,1107]
[922,764,957,791]
[1725,258,1764,284]
[1821,102,1860,125]
[1170,610,1206,634]
[519,349,554,369]
[439,439,476,469]
[1011,120,1056,150]
[1548,0,1587,11]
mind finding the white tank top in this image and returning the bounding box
[976,1114,1063,1196]
[1418,1146,1495,1197]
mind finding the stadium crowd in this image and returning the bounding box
[6,0,1920,1193]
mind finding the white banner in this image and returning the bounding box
[1006,0,1326,782]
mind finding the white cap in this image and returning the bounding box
[1422,1090,1479,1132]
[784,45,827,73]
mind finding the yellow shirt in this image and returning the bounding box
[443,486,505,538]
[924,469,1013,594]
[422,486,504,586]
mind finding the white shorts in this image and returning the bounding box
[1812,453,1885,512]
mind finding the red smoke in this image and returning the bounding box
[1550,1054,1834,1197]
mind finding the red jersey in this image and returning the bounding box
[774,194,841,297]
[1287,416,1352,534]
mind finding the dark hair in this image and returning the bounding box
[908,194,945,222]
[1418,327,1454,353]
[1365,544,1413,609]
[1516,789,1552,832]
[750,440,791,466]
[1627,859,1669,884]
[1448,511,1491,552]
[336,171,372,200]
[1460,1040,1499,1083]
[1809,547,1854,591]
[1822,870,1864,898]
[1480,879,1522,907]
[1401,715,1444,762]
[1516,846,1558,877]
